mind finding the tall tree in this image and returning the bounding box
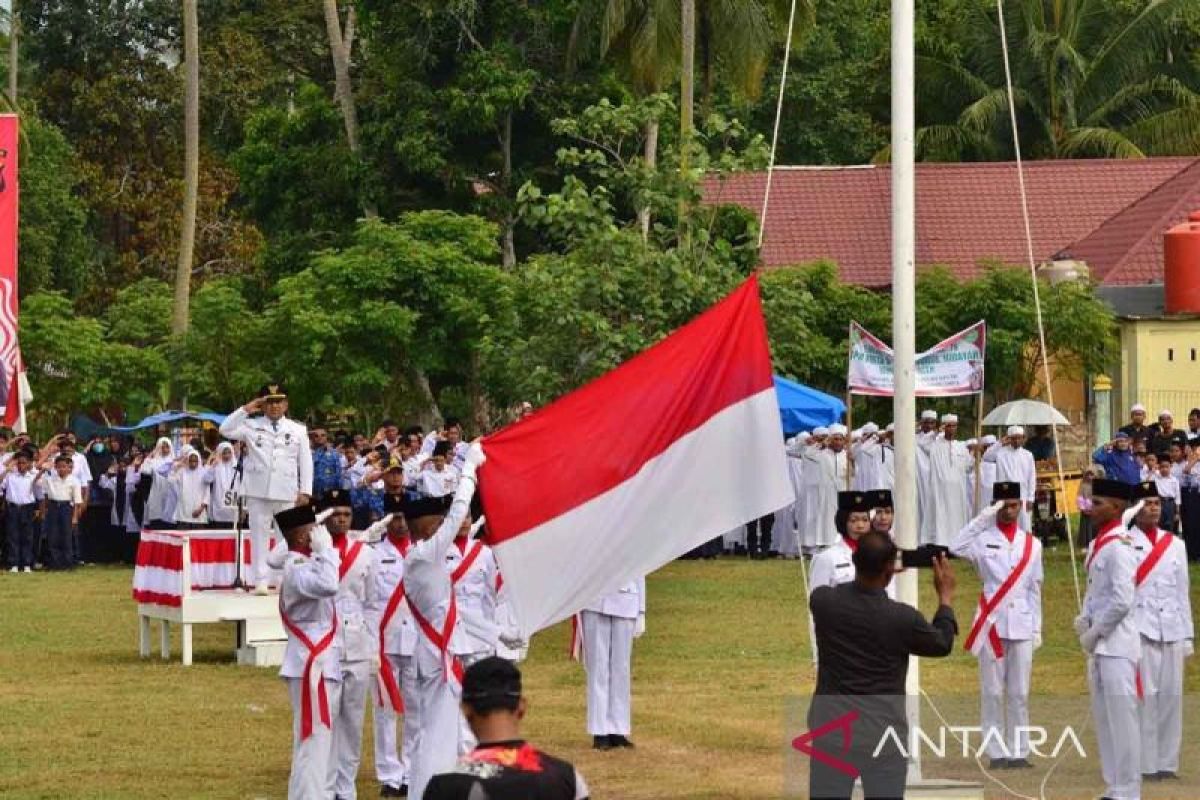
[321,0,377,218]
[8,0,16,105]
[916,0,1200,159]
[172,0,199,403]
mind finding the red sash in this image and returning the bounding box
[1135,531,1173,586]
[278,598,338,740]
[964,530,1034,659]
[376,537,411,712]
[335,537,363,582]
[410,595,464,686]
[1085,521,1124,572]
[450,540,484,584]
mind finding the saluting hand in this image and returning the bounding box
[243,397,264,414]
[932,554,956,606]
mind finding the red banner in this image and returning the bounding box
[0,115,21,426]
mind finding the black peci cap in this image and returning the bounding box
[992,481,1022,501]
[837,491,871,513]
[868,489,892,510]
[1092,479,1133,501]
[275,504,316,533]
[316,488,352,511]
[402,495,453,521]
[1132,481,1160,500]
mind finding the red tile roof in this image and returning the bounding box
[702,158,1199,287]
[1059,159,1200,286]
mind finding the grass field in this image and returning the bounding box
[2,545,1200,799]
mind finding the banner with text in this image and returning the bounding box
[848,321,986,397]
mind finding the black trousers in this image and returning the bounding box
[43,501,74,570]
[810,750,906,799]
[5,503,35,568]
[745,514,775,556]
[1182,490,1200,560]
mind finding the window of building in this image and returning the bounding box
[1168,348,1174,361]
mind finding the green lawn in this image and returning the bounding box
[1,546,1199,798]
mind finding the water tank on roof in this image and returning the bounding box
[1164,211,1200,315]
[1038,259,1089,285]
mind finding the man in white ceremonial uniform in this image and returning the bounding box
[580,576,646,750]
[220,383,313,594]
[318,489,379,800]
[809,491,895,600]
[402,443,485,800]
[950,481,1043,770]
[917,414,973,546]
[371,496,418,798]
[1127,481,1193,783]
[1076,479,1142,800]
[984,427,1037,531]
[801,424,849,551]
[275,504,342,800]
[916,410,939,544]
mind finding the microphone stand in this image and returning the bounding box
[232,453,246,590]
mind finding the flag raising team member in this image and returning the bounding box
[1076,479,1142,800]
[950,481,1043,770]
[275,504,340,800]
[1128,481,1193,782]
[809,491,893,599]
[403,442,486,800]
[579,576,645,750]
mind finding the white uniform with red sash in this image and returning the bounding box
[403,475,477,800]
[950,511,1042,761]
[445,536,500,663]
[808,536,897,599]
[1081,519,1141,800]
[327,531,380,800]
[278,544,342,800]
[1131,526,1193,776]
[581,578,644,738]
[370,533,418,791]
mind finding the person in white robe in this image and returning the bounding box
[99,458,141,534]
[916,410,939,543]
[916,414,974,546]
[207,442,241,526]
[984,426,1037,530]
[141,437,178,527]
[776,434,808,557]
[170,447,210,528]
[851,423,892,492]
[965,435,998,515]
[801,425,849,551]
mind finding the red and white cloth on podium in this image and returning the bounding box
[131,529,280,607]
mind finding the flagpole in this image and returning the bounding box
[890,0,921,783]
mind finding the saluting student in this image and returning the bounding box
[1128,481,1193,782]
[950,481,1043,770]
[1076,479,1142,800]
[809,491,893,599]
[275,504,341,800]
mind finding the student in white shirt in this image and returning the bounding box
[170,447,210,528]
[3,450,40,572]
[417,441,459,498]
[1155,459,1182,534]
[39,454,84,570]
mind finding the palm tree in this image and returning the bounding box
[915,0,1200,160]
[569,0,810,235]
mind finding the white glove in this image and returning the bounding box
[1184,640,1194,658]
[1079,627,1101,654]
[315,507,335,525]
[461,441,487,475]
[1073,614,1091,637]
[1033,633,1042,651]
[499,626,526,649]
[310,524,333,553]
[363,514,393,543]
[469,516,487,537]
[985,500,1004,516]
[1122,500,1144,529]
[266,539,290,569]
[634,613,646,638]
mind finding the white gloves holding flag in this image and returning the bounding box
[1079,627,1101,654]
[499,625,527,650]
[1072,614,1091,637]
[461,441,486,479]
[634,613,646,638]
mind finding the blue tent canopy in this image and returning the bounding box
[774,376,846,435]
[105,410,228,433]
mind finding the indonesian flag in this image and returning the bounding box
[0,115,28,433]
[479,275,793,636]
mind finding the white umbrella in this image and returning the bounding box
[982,399,1070,427]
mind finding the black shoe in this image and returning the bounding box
[1008,758,1033,769]
[381,786,404,798]
[608,734,635,748]
[1157,771,1179,780]
[1142,773,1160,783]
[593,735,613,750]
[987,758,1009,770]
[399,785,409,797]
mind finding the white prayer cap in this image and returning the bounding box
[1007,425,1025,437]
[941,413,958,424]
[862,422,880,435]
[885,423,895,432]
[1131,403,1146,413]
[829,424,848,436]
[797,431,812,443]
[813,426,829,437]
[1159,409,1174,419]
[966,438,978,447]
[785,436,796,447]
[851,427,863,439]
[921,410,938,421]
[981,434,998,445]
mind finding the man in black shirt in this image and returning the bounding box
[807,532,958,799]
[425,657,589,800]
[1146,410,1189,457]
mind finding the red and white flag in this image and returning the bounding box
[0,115,28,432]
[479,275,793,636]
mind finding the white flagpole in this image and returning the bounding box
[890,0,921,782]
